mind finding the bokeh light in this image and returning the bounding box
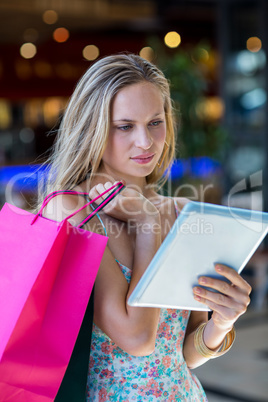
[139,47,154,62]
[15,60,32,79]
[53,27,69,43]
[24,99,43,127]
[241,88,266,109]
[0,100,12,129]
[33,61,52,78]
[82,45,100,61]
[23,28,39,43]
[195,97,225,121]
[247,36,262,52]
[164,31,181,48]
[43,97,67,126]
[20,43,37,59]
[192,48,209,63]
[55,63,74,79]
[43,10,58,25]
[19,127,35,144]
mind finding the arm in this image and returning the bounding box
[183,264,252,369]
[42,188,161,356]
[44,183,163,356]
[43,187,161,356]
[89,183,162,356]
[93,218,161,356]
[172,198,251,369]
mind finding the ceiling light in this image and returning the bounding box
[53,27,69,43]
[164,31,181,48]
[43,10,58,25]
[83,45,99,61]
[20,43,37,59]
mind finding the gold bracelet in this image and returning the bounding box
[194,322,236,359]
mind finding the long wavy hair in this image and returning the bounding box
[38,53,177,207]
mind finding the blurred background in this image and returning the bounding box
[0,0,267,400]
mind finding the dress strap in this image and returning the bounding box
[173,198,180,218]
[90,204,108,236]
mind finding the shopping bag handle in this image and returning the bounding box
[31,182,124,227]
[38,182,123,218]
[65,183,124,228]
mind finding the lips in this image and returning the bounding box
[130,153,155,164]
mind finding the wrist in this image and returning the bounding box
[211,317,234,334]
[134,211,161,229]
[202,319,233,350]
[194,322,236,359]
[208,317,234,334]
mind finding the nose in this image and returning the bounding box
[135,126,153,150]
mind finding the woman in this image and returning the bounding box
[42,54,251,401]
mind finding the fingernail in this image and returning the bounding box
[199,277,206,284]
[216,265,222,271]
[194,287,201,294]
[194,295,201,301]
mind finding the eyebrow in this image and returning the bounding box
[112,112,164,123]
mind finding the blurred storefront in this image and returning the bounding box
[218,0,267,215]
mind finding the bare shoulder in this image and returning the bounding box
[151,193,190,215]
[42,193,90,226]
[42,192,106,235]
[173,196,191,214]
[149,194,190,240]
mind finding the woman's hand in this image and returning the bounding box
[89,181,160,225]
[193,264,252,331]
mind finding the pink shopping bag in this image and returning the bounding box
[0,182,124,401]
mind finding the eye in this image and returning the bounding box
[118,124,133,131]
[149,120,164,127]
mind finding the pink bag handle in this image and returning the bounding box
[31,182,124,227]
[65,183,124,228]
[40,190,89,212]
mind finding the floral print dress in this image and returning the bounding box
[86,201,208,401]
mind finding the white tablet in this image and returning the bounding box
[128,202,268,311]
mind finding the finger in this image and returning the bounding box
[193,287,250,319]
[104,181,113,190]
[193,285,245,308]
[206,301,237,322]
[88,187,100,202]
[193,286,235,309]
[207,298,248,324]
[114,179,126,186]
[197,276,251,309]
[113,180,124,186]
[88,184,106,205]
[215,264,252,295]
[96,183,105,195]
[102,181,124,212]
[198,276,236,298]
[193,291,243,322]
[102,182,116,206]
[91,182,114,199]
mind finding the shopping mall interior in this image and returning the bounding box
[0,1,267,401]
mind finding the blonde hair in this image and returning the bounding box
[40,53,176,204]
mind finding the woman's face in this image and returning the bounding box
[101,81,167,183]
